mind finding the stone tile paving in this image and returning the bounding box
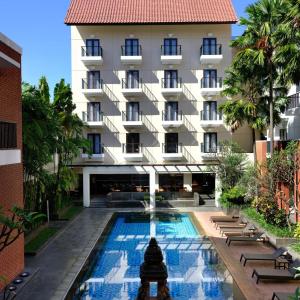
[17,209,113,300]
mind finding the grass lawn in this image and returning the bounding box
[291,243,300,254]
[25,227,58,253]
[242,207,295,238]
[59,205,83,220]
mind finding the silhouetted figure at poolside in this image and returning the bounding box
[136,237,171,300]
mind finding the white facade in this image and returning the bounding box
[272,84,300,141]
[70,24,252,207]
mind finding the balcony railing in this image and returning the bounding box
[162,110,183,121]
[84,144,105,155]
[200,111,222,121]
[201,77,223,89]
[162,143,183,154]
[200,44,222,56]
[122,111,142,122]
[82,111,104,122]
[121,45,142,56]
[161,78,182,89]
[81,46,103,57]
[200,143,218,154]
[161,45,182,56]
[122,78,142,89]
[122,143,142,154]
[82,79,103,89]
[286,92,300,110]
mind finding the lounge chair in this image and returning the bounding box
[240,247,287,266]
[272,292,295,300]
[218,221,248,233]
[210,215,239,223]
[252,261,300,284]
[226,232,265,246]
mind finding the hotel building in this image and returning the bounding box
[65,0,252,209]
[0,32,23,286]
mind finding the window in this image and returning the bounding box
[86,71,101,89]
[202,69,218,88]
[165,133,179,153]
[279,129,287,141]
[87,133,102,154]
[163,38,179,55]
[164,70,178,88]
[85,39,101,56]
[126,102,140,121]
[202,38,218,55]
[124,39,140,56]
[0,121,17,149]
[125,70,139,88]
[164,102,179,121]
[126,133,140,153]
[203,101,218,120]
[87,102,102,122]
[203,133,217,153]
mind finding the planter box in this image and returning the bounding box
[240,212,298,248]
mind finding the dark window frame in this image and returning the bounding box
[0,121,17,149]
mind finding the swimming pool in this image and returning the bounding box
[73,213,232,300]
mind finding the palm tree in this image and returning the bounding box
[230,0,292,155]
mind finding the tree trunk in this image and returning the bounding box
[269,67,274,157]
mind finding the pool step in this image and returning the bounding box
[90,198,107,208]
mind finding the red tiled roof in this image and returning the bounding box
[65,0,238,25]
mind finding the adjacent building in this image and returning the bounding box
[65,0,252,208]
[0,32,23,286]
[273,84,300,141]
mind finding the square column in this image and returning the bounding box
[183,173,193,192]
[215,173,221,207]
[149,169,156,210]
[83,169,91,207]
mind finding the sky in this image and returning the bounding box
[0,0,255,96]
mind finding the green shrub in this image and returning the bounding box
[294,223,300,238]
[143,195,164,202]
[220,186,246,206]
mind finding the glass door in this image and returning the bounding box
[203,38,217,55]
[165,102,178,121]
[164,38,178,55]
[88,133,102,154]
[164,70,178,88]
[126,102,139,121]
[87,71,100,89]
[125,39,139,56]
[203,69,217,88]
[165,133,178,153]
[126,133,140,153]
[204,133,217,153]
[87,102,101,121]
[126,70,139,88]
[203,101,217,120]
[86,39,100,56]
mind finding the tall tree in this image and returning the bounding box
[225,0,293,155]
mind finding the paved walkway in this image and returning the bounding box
[194,211,300,300]
[18,209,113,300]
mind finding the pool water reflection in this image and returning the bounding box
[77,213,233,300]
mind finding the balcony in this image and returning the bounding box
[161,78,183,96]
[81,146,105,162]
[200,143,219,160]
[161,45,182,64]
[162,111,183,128]
[122,111,143,128]
[82,111,104,127]
[200,111,223,128]
[200,77,223,95]
[81,79,104,96]
[121,79,143,96]
[81,46,103,66]
[120,46,142,64]
[122,143,143,161]
[162,143,183,161]
[200,45,223,64]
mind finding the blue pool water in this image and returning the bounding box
[77,213,233,300]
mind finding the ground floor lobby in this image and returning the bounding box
[75,165,220,208]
